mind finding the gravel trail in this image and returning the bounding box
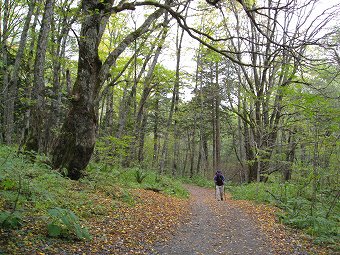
[152,185,273,255]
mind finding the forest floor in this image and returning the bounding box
[0,185,335,255]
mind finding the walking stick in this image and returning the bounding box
[224,184,226,201]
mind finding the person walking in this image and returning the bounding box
[214,170,225,201]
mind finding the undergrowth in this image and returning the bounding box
[227,177,339,249]
[0,145,188,242]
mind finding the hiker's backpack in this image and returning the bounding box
[216,174,224,186]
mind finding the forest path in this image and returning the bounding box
[152,185,273,255]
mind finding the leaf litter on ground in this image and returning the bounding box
[1,185,337,255]
[0,188,189,255]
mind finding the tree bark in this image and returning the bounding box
[283,129,296,181]
[137,109,148,163]
[189,128,196,178]
[159,20,182,173]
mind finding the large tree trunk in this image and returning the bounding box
[51,2,165,179]
[243,102,256,182]
[52,42,101,178]
[51,0,113,179]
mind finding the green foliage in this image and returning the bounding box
[229,179,340,245]
[95,135,133,165]
[0,211,22,229]
[47,207,91,240]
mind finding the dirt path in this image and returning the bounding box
[152,185,273,255]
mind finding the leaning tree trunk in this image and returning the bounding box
[115,34,158,141]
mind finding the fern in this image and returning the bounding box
[135,169,147,184]
[47,207,91,240]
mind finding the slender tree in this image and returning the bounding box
[1,0,10,143]
[26,0,54,152]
